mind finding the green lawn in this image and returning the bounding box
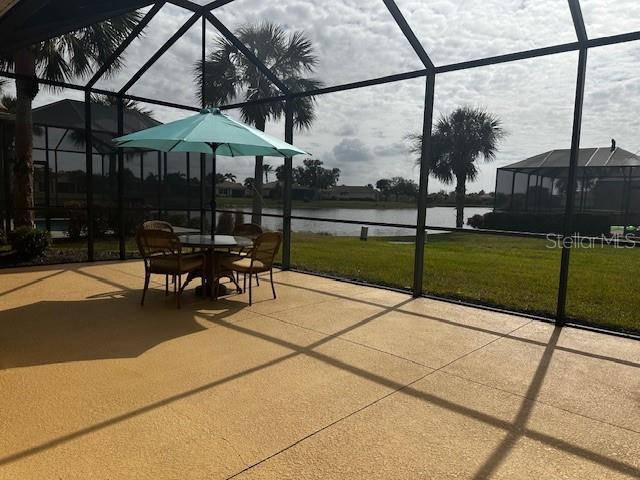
[290,232,640,333]
[3,232,638,333]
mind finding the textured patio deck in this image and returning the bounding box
[1,261,639,479]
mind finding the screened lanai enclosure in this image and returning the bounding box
[12,99,218,241]
[1,0,640,337]
[495,145,640,230]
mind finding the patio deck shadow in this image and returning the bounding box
[1,261,639,479]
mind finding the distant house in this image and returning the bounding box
[261,181,280,198]
[216,182,245,198]
[324,185,378,201]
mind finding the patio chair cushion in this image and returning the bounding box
[221,256,266,272]
[149,254,203,274]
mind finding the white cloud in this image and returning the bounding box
[16,0,640,191]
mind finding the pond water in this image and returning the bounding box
[254,206,491,236]
[36,206,491,238]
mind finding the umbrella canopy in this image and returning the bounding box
[112,107,309,157]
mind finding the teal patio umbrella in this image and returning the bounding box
[113,107,308,156]
[113,107,309,233]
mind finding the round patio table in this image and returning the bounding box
[179,234,253,298]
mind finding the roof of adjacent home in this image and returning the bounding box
[330,185,376,193]
[32,98,160,133]
[501,147,640,170]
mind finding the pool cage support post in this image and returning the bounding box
[117,96,126,260]
[84,90,95,262]
[186,153,191,222]
[210,150,216,235]
[199,154,205,233]
[158,152,163,219]
[1,124,9,233]
[282,99,294,270]
[412,73,436,297]
[622,170,632,235]
[556,46,588,324]
[508,171,516,210]
[44,126,51,231]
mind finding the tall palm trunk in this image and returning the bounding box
[455,172,466,228]
[13,47,38,228]
[252,116,265,226]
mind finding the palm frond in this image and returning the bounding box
[196,21,321,131]
[409,106,506,185]
[34,10,143,88]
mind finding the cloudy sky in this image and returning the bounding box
[15,0,640,192]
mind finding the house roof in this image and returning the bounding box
[0,0,152,53]
[331,185,376,193]
[500,147,640,170]
[216,182,244,190]
[32,98,160,133]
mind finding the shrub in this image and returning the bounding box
[9,227,50,259]
[234,210,245,227]
[216,211,235,234]
[66,203,143,239]
[66,204,86,240]
[468,211,611,236]
[0,229,6,245]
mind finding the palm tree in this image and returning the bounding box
[90,93,154,117]
[408,106,505,228]
[223,172,237,183]
[0,12,143,227]
[263,164,273,183]
[243,177,255,190]
[195,21,322,225]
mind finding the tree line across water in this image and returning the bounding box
[1,13,505,237]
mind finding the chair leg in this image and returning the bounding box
[165,275,169,296]
[228,274,242,293]
[176,274,182,309]
[141,272,150,306]
[249,276,252,306]
[243,273,246,292]
[270,269,276,299]
[255,274,260,286]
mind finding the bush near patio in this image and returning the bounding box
[8,226,50,259]
[468,211,611,236]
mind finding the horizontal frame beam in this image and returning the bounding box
[2,28,638,114]
[220,28,640,109]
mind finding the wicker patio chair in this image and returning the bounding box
[231,223,264,284]
[142,220,176,287]
[220,232,281,306]
[135,228,204,308]
[142,220,174,232]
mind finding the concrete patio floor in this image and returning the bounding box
[1,260,639,479]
